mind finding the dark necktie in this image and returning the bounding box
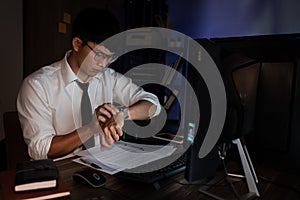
[76,81,95,149]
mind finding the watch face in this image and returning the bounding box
[122,108,129,120]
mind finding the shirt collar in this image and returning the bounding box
[61,50,78,85]
[94,67,108,80]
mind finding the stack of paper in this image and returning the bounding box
[73,141,176,175]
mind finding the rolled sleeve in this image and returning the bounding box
[111,71,161,117]
[17,78,56,160]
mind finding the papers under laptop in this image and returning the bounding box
[73,140,176,175]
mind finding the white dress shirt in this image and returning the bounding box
[17,51,161,159]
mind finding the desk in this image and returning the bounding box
[0,157,220,200]
[0,158,261,200]
[52,158,201,200]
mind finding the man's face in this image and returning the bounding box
[78,42,116,80]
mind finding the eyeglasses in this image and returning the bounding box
[86,43,118,64]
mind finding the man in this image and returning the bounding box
[17,8,161,160]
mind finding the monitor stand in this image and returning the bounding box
[198,138,260,200]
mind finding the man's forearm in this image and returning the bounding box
[127,100,157,120]
[47,126,94,158]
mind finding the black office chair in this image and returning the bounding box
[199,53,260,200]
[3,111,30,169]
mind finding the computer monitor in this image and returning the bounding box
[183,39,223,182]
[183,36,262,189]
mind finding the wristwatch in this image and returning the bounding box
[120,107,129,120]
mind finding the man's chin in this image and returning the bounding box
[92,67,108,75]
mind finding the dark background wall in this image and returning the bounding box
[0,0,23,141]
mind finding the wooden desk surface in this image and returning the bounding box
[2,157,300,200]
[54,157,201,200]
[0,157,216,200]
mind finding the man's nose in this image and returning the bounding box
[96,59,108,67]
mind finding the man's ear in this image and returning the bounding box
[72,37,84,52]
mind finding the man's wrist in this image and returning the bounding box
[121,107,129,120]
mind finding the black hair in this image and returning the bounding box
[72,8,120,45]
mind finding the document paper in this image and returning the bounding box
[73,141,176,175]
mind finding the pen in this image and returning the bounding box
[122,143,144,151]
[80,158,102,169]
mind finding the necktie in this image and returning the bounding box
[76,81,95,149]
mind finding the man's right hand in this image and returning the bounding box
[95,103,124,148]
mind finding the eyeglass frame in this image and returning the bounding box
[84,42,118,64]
